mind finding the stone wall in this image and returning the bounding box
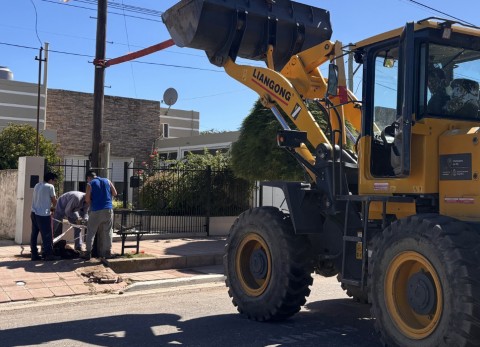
[46,89,161,164]
[0,170,17,239]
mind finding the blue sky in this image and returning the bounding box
[1,0,478,131]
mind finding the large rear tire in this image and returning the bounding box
[224,206,313,321]
[369,214,480,346]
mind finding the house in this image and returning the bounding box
[0,71,239,193]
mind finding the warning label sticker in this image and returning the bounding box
[439,153,472,181]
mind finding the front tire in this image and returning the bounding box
[369,214,480,346]
[224,207,313,321]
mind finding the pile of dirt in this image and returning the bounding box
[80,265,123,284]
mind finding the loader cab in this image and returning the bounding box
[357,21,480,195]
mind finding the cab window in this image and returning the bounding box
[370,46,401,177]
[420,43,480,120]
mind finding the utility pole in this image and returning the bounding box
[92,0,108,177]
[35,46,46,156]
[347,44,354,92]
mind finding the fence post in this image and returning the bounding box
[123,161,129,208]
[205,165,212,236]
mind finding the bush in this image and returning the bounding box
[138,151,253,216]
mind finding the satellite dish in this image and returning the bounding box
[163,88,178,106]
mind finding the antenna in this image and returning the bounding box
[161,87,178,116]
[163,87,178,106]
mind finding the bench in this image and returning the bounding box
[114,209,151,255]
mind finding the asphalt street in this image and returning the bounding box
[0,275,381,347]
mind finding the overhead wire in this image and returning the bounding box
[403,0,476,27]
[39,0,163,22]
[121,0,138,97]
[0,41,221,71]
[29,0,43,46]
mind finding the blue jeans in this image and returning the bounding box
[30,212,54,256]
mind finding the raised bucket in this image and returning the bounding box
[162,0,332,71]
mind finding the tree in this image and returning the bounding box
[0,124,61,174]
[231,100,326,181]
[230,99,356,182]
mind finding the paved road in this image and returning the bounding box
[0,276,381,347]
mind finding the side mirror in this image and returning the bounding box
[327,63,338,96]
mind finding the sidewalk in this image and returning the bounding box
[0,237,226,304]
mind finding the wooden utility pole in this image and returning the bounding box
[92,0,107,176]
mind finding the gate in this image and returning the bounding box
[50,160,255,236]
[122,164,254,236]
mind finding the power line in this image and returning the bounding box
[121,0,138,97]
[39,0,163,23]
[403,0,476,27]
[29,0,43,45]
[132,60,222,73]
[0,41,221,72]
[73,0,163,17]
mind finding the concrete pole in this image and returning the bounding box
[35,46,45,156]
[347,46,354,92]
[92,0,107,170]
[43,42,49,130]
[99,142,110,179]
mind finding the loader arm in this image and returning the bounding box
[163,0,362,179]
[224,57,330,149]
[223,39,362,169]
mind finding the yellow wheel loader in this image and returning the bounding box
[163,1,480,345]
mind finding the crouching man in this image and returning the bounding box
[53,191,89,251]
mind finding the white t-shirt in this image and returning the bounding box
[31,182,56,216]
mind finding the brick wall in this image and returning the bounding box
[46,89,160,164]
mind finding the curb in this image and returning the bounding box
[104,254,224,273]
[123,274,226,292]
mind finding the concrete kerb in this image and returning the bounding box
[124,273,226,292]
[103,253,224,273]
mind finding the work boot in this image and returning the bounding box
[80,251,91,260]
[31,254,42,261]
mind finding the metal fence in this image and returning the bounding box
[51,159,256,236]
[123,165,255,235]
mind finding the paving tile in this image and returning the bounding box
[28,287,54,298]
[58,272,79,279]
[0,291,10,303]
[6,289,34,302]
[66,278,88,285]
[69,284,92,295]
[0,279,18,286]
[2,284,29,292]
[25,280,47,289]
[37,272,62,279]
[42,279,67,287]
[1,237,227,303]
[50,286,75,297]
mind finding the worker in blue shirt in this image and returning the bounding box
[82,170,117,260]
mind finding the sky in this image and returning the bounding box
[1,0,479,131]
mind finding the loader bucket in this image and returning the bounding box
[162,0,332,71]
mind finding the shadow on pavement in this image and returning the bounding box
[1,299,380,347]
[3,258,102,273]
